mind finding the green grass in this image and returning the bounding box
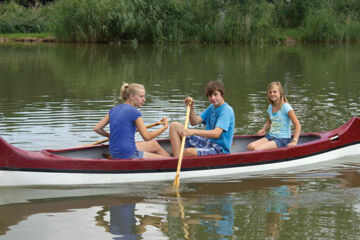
[0,33,54,38]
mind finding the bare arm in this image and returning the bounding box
[287,110,301,147]
[189,107,203,126]
[93,114,110,138]
[257,117,271,136]
[136,117,168,141]
[183,127,224,139]
[185,97,203,126]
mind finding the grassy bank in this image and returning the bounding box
[1,0,360,44]
[0,33,53,38]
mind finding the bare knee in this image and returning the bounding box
[170,121,182,131]
[183,148,197,156]
[149,140,161,149]
[247,143,264,151]
[247,143,255,151]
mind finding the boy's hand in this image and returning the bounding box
[184,97,194,108]
[182,128,193,137]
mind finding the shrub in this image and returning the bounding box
[0,1,51,33]
[302,8,345,42]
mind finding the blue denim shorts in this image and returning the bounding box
[265,134,291,148]
[111,149,144,159]
[185,135,223,156]
[129,149,144,159]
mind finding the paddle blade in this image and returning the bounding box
[173,174,180,187]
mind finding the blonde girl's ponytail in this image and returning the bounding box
[120,83,144,100]
[120,83,130,100]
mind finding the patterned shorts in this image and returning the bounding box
[185,135,224,156]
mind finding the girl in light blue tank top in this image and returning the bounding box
[247,81,301,151]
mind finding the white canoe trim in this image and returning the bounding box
[1,143,359,187]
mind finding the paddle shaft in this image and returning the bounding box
[83,121,163,147]
[176,189,190,239]
[173,104,191,186]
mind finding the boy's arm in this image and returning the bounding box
[185,105,232,139]
[184,127,223,139]
[189,107,203,126]
[185,97,203,126]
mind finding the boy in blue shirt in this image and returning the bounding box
[169,81,235,157]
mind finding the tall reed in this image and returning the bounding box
[51,0,283,43]
[2,0,360,43]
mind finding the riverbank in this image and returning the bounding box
[0,36,56,43]
[0,37,300,47]
[0,33,55,42]
[2,0,360,44]
[0,33,298,45]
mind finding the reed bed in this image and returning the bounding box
[1,0,360,43]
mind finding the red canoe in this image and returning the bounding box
[1,117,360,186]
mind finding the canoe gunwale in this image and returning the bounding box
[0,116,359,186]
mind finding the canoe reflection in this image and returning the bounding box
[266,183,298,239]
[1,169,360,239]
[95,201,171,239]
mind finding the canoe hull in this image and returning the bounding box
[1,117,360,186]
[1,143,359,186]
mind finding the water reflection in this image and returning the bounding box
[95,203,168,239]
[199,195,234,238]
[2,167,360,239]
[266,182,298,239]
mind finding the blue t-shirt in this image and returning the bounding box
[267,103,293,139]
[200,103,235,153]
[109,104,141,159]
[109,204,139,239]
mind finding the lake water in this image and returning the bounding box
[0,42,360,239]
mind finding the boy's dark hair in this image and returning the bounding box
[205,81,225,97]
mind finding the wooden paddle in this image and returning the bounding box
[78,121,163,147]
[176,188,190,239]
[173,103,191,187]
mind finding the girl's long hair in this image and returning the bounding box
[267,81,288,105]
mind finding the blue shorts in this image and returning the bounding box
[265,134,291,148]
[185,135,223,156]
[129,149,144,159]
[111,149,144,159]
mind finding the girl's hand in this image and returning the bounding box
[257,129,266,136]
[287,139,298,147]
[161,117,169,128]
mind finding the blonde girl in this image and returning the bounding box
[247,81,301,151]
[94,83,170,159]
